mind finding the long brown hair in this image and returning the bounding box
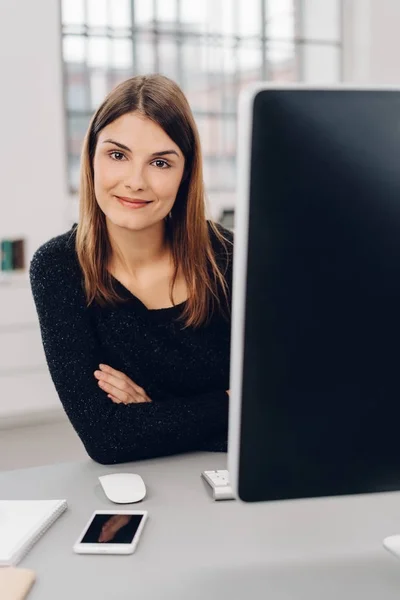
[76,74,232,328]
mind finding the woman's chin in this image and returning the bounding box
[105,210,162,232]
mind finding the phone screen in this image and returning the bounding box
[79,513,144,544]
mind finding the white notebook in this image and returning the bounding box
[0,500,67,566]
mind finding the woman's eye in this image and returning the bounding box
[109,151,126,161]
[152,159,170,169]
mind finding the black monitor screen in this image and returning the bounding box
[239,89,400,502]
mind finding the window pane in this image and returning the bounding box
[205,45,226,112]
[196,116,224,156]
[195,116,208,154]
[208,79,225,113]
[267,42,296,80]
[221,42,237,112]
[211,117,225,156]
[110,0,131,28]
[63,36,85,63]
[204,156,235,191]
[302,0,340,42]
[302,44,340,82]
[238,41,262,82]
[68,155,81,192]
[156,0,177,22]
[266,0,295,40]
[62,0,85,25]
[181,40,231,113]
[135,40,156,74]
[87,37,109,68]
[65,65,88,111]
[157,40,178,81]
[222,84,238,115]
[220,1,235,36]
[224,157,236,190]
[203,156,214,190]
[134,0,154,25]
[87,0,108,28]
[238,0,262,36]
[205,0,233,35]
[181,41,209,111]
[223,117,236,155]
[180,2,207,33]
[111,38,133,70]
[68,115,90,156]
[109,70,132,89]
[90,71,108,110]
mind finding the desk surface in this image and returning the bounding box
[1,451,400,599]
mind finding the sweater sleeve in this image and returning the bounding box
[29,242,229,465]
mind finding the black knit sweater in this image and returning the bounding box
[29,222,233,464]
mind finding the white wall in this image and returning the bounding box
[342,0,400,84]
[0,0,70,425]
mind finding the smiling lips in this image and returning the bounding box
[115,196,152,209]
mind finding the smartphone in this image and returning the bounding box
[73,510,148,555]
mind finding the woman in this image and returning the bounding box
[30,74,233,465]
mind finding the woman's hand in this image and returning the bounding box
[94,364,152,404]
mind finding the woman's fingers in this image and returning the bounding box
[107,394,123,404]
[94,365,152,404]
[97,376,150,403]
[99,364,150,399]
[95,372,147,402]
[98,379,130,402]
[96,371,133,394]
[99,364,144,395]
[99,379,139,403]
[107,393,150,405]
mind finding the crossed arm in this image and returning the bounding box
[30,251,229,464]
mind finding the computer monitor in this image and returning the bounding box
[228,84,400,503]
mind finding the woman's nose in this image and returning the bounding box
[125,165,147,191]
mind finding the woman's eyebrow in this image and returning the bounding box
[102,139,131,152]
[150,150,179,158]
[102,139,180,158]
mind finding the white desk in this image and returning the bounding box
[1,452,400,599]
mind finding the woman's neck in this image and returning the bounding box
[106,218,170,276]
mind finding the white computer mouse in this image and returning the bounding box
[99,473,146,504]
[383,534,400,559]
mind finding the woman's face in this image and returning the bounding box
[93,111,185,231]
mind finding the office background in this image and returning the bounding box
[0,0,398,470]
